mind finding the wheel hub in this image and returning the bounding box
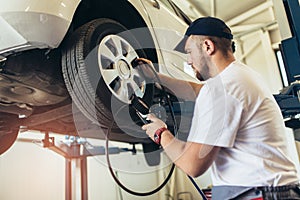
[117,60,131,79]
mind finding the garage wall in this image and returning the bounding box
[0,132,213,200]
[0,137,65,200]
[87,152,162,200]
[235,29,283,93]
[0,133,167,200]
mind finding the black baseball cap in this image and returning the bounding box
[174,17,233,53]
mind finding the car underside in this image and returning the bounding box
[0,0,194,166]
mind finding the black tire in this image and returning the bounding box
[0,113,19,155]
[62,18,154,126]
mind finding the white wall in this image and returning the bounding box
[0,132,213,200]
[235,29,283,94]
[0,134,65,200]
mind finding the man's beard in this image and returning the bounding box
[195,65,210,81]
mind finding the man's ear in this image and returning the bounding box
[203,39,215,55]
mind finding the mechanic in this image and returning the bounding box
[139,17,300,199]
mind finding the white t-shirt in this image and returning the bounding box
[187,60,299,186]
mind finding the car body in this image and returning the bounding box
[0,0,198,164]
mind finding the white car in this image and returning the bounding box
[0,0,197,164]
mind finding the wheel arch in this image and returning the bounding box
[62,0,158,63]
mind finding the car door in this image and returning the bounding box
[140,0,199,82]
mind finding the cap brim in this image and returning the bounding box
[174,36,188,53]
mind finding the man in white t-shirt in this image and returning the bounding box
[141,17,300,199]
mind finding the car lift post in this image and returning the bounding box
[41,132,135,200]
[42,132,89,200]
[64,146,88,200]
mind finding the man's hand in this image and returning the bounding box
[142,113,167,141]
[135,58,157,80]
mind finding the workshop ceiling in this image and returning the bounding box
[173,0,277,38]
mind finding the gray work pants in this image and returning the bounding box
[212,185,300,200]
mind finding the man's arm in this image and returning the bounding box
[142,114,220,177]
[157,73,203,101]
[161,131,220,177]
[136,58,203,101]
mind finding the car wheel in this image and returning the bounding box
[0,113,19,155]
[62,18,154,126]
